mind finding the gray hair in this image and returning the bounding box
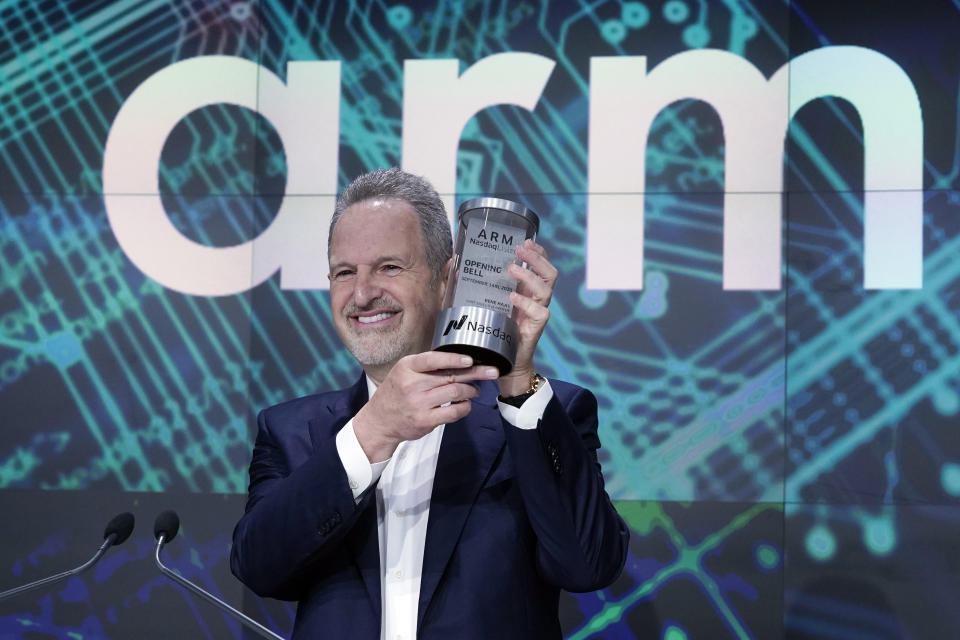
[329,168,452,287]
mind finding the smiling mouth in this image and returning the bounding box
[354,311,398,325]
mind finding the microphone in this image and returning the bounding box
[153,510,284,640]
[0,512,135,603]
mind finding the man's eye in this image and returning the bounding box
[382,264,402,274]
[332,270,354,281]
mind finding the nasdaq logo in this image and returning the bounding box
[442,315,469,336]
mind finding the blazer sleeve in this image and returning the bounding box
[230,405,373,600]
[502,383,629,592]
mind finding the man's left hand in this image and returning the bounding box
[499,239,558,397]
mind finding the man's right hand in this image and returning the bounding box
[352,352,500,462]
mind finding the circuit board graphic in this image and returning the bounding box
[2,1,959,638]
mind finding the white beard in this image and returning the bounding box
[342,323,411,368]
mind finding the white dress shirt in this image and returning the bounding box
[335,376,553,640]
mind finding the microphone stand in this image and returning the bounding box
[0,533,118,602]
[154,533,284,640]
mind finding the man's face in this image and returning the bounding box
[328,198,445,376]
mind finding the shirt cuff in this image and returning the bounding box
[336,419,389,501]
[497,378,554,430]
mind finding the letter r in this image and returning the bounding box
[402,53,555,222]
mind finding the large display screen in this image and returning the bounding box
[1,0,958,637]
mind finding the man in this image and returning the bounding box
[231,168,628,640]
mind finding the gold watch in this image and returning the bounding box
[499,373,545,408]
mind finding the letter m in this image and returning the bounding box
[587,46,922,290]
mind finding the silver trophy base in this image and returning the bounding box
[432,305,518,376]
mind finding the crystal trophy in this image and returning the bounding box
[432,198,540,375]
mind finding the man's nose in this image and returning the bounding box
[353,269,382,307]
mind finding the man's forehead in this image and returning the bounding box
[361,196,395,208]
[329,198,423,264]
[336,198,419,230]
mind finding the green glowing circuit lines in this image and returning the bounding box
[0,0,937,520]
[569,502,782,640]
[2,0,960,637]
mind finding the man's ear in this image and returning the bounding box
[437,258,453,299]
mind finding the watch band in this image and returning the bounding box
[498,373,545,408]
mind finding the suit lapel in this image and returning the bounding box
[418,382,505,627]
[309,376,384,618]
[307,374,368,449]
[309,376,505,626]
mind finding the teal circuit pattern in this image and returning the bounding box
[1,1,960,638]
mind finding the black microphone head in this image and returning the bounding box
[104,512,135,546]
[153,510,180,543]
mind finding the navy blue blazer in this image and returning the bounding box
[231,376,628,640]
